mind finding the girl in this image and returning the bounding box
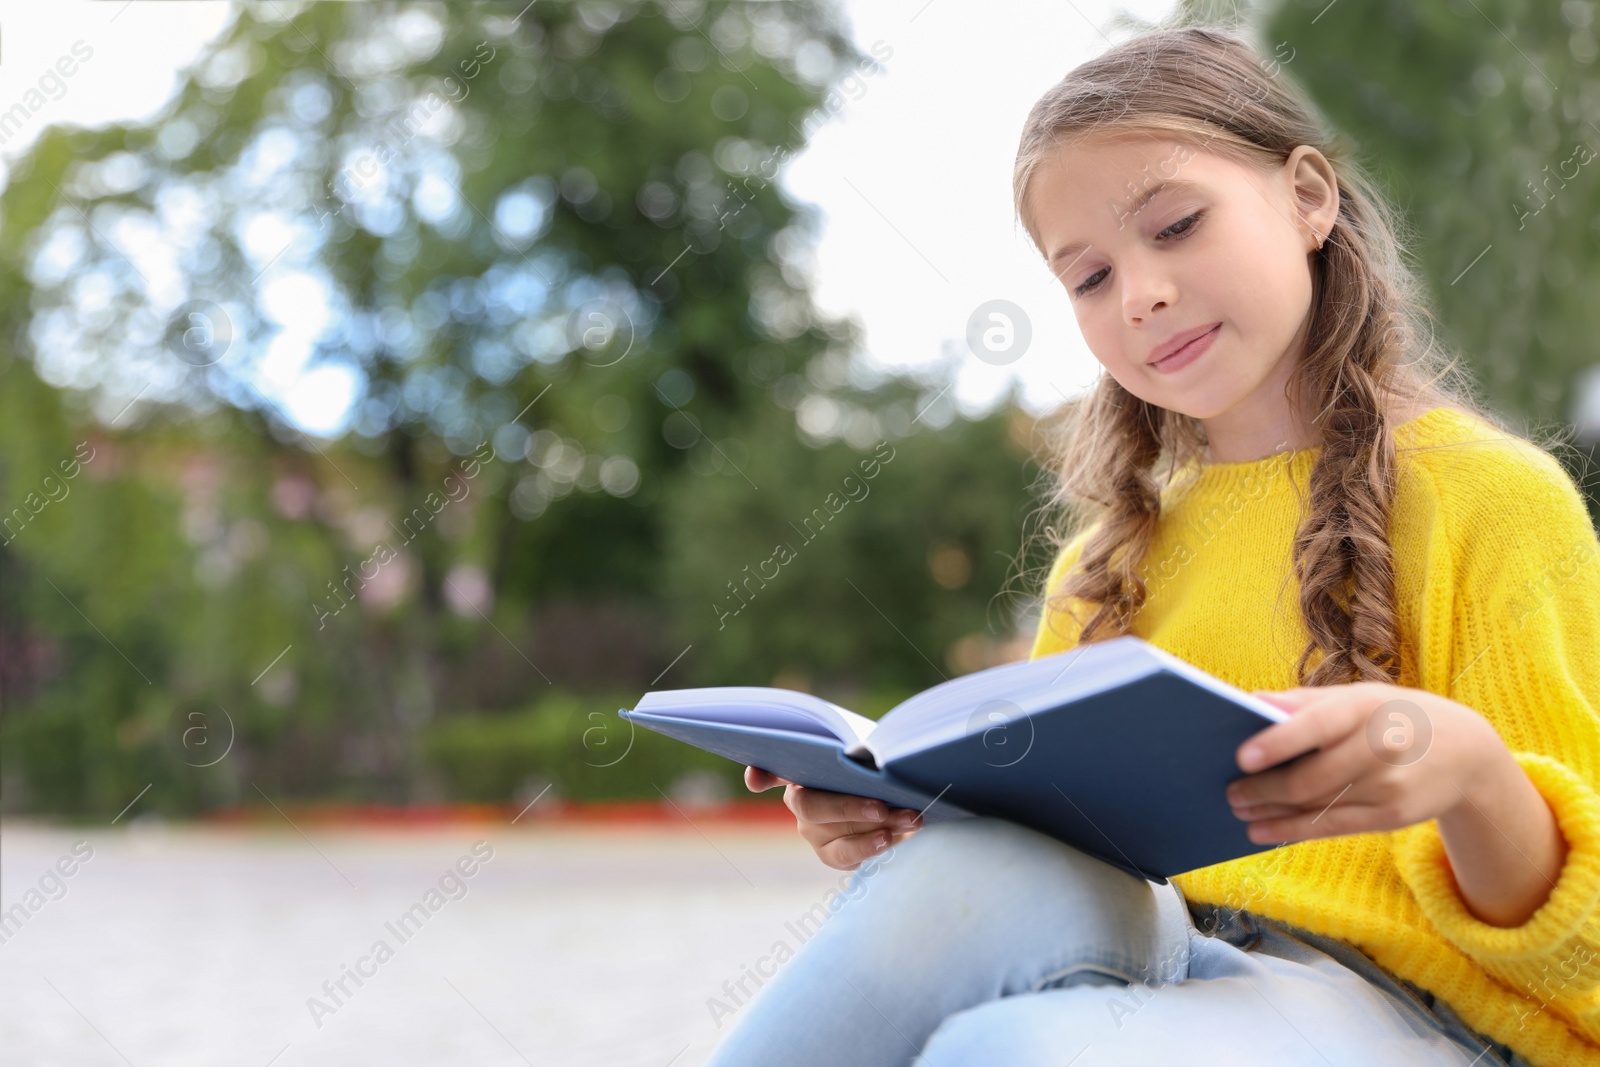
[710,25,1600,1067]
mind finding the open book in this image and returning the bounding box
[618,635,1299,883]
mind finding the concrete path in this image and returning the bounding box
[0,820,849,1066]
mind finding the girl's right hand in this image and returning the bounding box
[743,766,924,871]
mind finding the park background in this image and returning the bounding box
[3,0,1600,1064]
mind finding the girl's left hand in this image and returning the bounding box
[1227,681,1509,845]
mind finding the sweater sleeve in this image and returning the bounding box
[1389,445,1600,1031]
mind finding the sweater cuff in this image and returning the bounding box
[1390,752,1600,975]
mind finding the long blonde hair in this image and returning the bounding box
[1017,25,1524,686]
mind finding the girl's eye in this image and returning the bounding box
[1073,210,1206,298]
[1074,267,1109,298]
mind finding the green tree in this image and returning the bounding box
[0,1,1047,812]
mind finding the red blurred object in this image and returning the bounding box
[202,797,796,829]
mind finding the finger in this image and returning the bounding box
[1237,690,1360,773]
[799,817,887,852]
[1230,801,1300,821]
[1246,800,1396,844]
[1232,789,1367,824]
[745,767,790,792]
[1229,731,1376,810]
[795,806,923,846]
[1254,686,1319,704]
[786,785,896,825]
[1233,742,1388,826]
[819,827,897,870]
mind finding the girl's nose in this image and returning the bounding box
[1119,261,1178,324]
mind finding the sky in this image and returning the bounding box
[788,0,1178,418]
[0,0,1181,435]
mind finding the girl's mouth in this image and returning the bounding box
[1150,323,1220,373]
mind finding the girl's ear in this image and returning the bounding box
[1282,145,1339,250]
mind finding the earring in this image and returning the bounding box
[1315,229,1326,251]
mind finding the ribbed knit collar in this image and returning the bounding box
[1163,406,1464,500]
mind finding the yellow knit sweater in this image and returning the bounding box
[1029,406,1600,1067]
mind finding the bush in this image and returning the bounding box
[423,690,753,803]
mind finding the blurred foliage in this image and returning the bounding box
[423,689,743,803]
[0,0,1044,817]
[1259,0,1600,428]
[661,384,1044,691]
[422,682,927,805]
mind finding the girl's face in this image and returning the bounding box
[1027,134,1331,434]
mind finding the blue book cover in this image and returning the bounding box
[618,635,1297,883]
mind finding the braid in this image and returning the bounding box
[1293,359,1403,685]
[1052,377,1169,646]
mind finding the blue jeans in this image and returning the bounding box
[704,816,1536,1066]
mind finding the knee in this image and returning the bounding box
[914,1005,1002,1067]
[836,815,1147,928]
[914,993,1089,1066]
[866,816,1143,902]
[839,817,1011,910]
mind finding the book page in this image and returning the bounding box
[632,686,877,749]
